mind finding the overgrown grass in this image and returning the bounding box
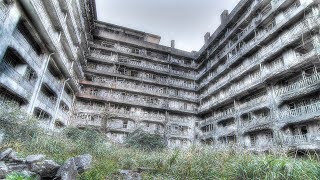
[1,103,320,179]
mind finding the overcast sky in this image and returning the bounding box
[96,0,240,52]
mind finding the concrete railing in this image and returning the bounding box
[0,63,34,96]
[31,0,72,71]
[87,66,197,89]
[52,0,78,60]
[37,92,56,110]
[80,91,196,113]
[75,104,166,122]
[276,73,320,96]
[45,71,62,93]
[90,52,195,79]
[280,101,320,119]
[13,31,43,69]
[198,2,313,88]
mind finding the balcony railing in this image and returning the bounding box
[276,73,320,96]
[215,126,237,137]
[280,101,320,120]
[199,41,318,112]
[238,95,268,111]
[76,103,166,123]
[80,91,196,113]
[282,133,320,146]
[51,0,78,60]
[30,0,72,71]
[0,63,34,98]
[87,66,196,90]
[62,91,73,106]
[13,31,43,69]
[45,71,62,93]
[87,79,197,101]
[240,116,272,130]
[37,93,56,110]
[90,52,195,79]
[66,1,81,43]
[198,2,313,88]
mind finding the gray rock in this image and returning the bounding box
[0,148,12,160]
[0,161,8,179]
[7,151,24,163]
[73,154,92,173]
[31,160,60,178]
[6,162,28,172]
[56,158,77,180]
[26,154,45,164]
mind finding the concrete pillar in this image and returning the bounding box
[51,79,69,129]
[171,40,175,49]
[27,53,53,114]
[204,32,210,45]
[220,10,229,25]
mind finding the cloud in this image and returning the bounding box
[96,0,240,52]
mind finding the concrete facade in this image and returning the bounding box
[1,0,320,151]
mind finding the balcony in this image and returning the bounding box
[215,125,237,138]
[247,138,275,150]
[276,73,320,99]
[37,93,56,113]
[199,43,318,113]
[48,0,78,61]
[89,52,195,80]
[198,3,315,89]
[76,103,166,123]
[62,91,73,107]
[282,133,320,147]
[280,101,320,124]
[240,116,273,134]
[57,109,70,125]
[86,66,196,90]
[0,63,34,100]
[44,71,62,94]
[12,31,43,69]
[28,0,72,72]
[238,95,269,112]
[66,1,81,44]
[82,79,197,102]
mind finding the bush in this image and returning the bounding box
[124,129,166,151]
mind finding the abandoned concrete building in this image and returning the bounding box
[0,0,320,151]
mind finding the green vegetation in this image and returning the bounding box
[5,172,37,180]
[124,128,166,151]
[1,103,320,179]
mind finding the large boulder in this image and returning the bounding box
[73,154,92,173]
[26,154,46,164]
[30,160,60,178]
[0,148,12,161]
[56,158,78,180]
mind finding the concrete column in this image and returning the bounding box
[27,53,53,114]
[170,40,175,49]
[0,3,21,62]
[204,32,210,45]
[51,79,69,129]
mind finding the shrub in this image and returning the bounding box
[5,172,38,180]
[124,129,166,151]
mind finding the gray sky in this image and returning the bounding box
[96,0,240,52]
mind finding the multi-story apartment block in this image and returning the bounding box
[1,0,320,151]
[0,0,94,129]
